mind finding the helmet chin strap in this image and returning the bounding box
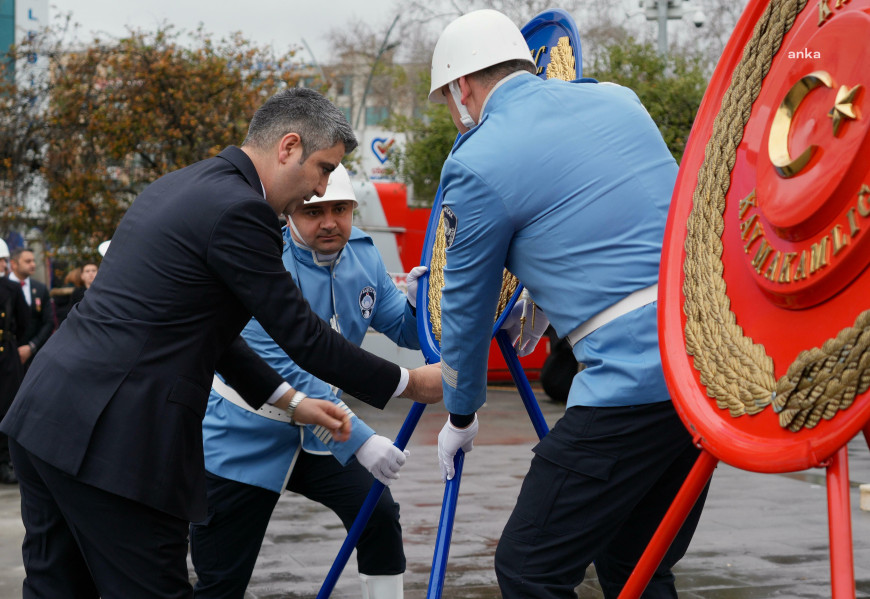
[287,217,340,266]
[448,80,476,128]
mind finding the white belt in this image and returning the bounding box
[566,284,658,347]
[212,375,295,423]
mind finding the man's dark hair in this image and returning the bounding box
[471,59,536,88]
[243,88,358,159]
[10,248,33,261]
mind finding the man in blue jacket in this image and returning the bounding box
[428,10,708,599]
[191,165,424,599]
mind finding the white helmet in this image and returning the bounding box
[304,164,358,207]
[428,9,535,105]
[0,239,9,259]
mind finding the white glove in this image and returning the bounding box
[405,266,428,308]
[355,435,409,486]
[437,415,478,482]
[500,290,550,357]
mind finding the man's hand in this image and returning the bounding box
[355,435,409,486]
[18,344,32,365]
[291,398,352,442]
[501,293,549,357]
[405,266,428,308]
[400,363,443,404]
[437,415,478,481]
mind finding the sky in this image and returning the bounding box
[48,0,397,63]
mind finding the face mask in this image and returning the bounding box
[448,80,476,129]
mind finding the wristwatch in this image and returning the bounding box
[285,391,307,424]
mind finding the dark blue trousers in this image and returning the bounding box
[190,450,405,598]
[495,402,710,599]
[10,439,193,599]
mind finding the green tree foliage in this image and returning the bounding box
[2,24,301,267]
[0,33,54,226]
[388,73,456,205]
[585,37,708,165]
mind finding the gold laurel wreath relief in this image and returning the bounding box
[428,213,519,342]
[546,37,575,81]
[683,0,870,431]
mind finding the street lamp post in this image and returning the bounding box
[658,0,670,57]
[643,0,706,55]
[354,14,401,132]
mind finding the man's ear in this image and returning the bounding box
[279,132,302,164]
[457,76,473,105]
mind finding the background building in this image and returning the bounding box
[1,0,48,78]
[1,0,50,283]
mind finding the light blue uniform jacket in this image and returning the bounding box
[439,73,676,415]
[202,226,419,493]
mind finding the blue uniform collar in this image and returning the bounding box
[281,226,372,267]
[479,71,533,119]
[451,73,539,155]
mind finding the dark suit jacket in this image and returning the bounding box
[1,147,401,521]
[21,278,53,362]
[0,278,29,413]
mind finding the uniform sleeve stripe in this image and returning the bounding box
[312,426,332,443]
[335,400,355,418]
[442,361,458,389]
[310,401,355,442]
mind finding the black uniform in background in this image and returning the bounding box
[14,276,53,369]
[0,278,29,483]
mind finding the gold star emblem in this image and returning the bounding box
[828,84,861,136]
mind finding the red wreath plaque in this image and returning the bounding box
[659,0,870,473]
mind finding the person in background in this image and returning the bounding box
[0,241,9,277]
[0,240,30,484]
[80,262,98,290]
[53,261,99,328]
[428,10,708,598]
[7,248,53,369]
[51,267,83,326]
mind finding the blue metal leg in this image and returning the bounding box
[322,333,546,597]
[426,449,465,599]
[317,401,428,599]
[426,335,548,597]
[495,329,549,440]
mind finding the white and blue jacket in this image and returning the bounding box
[439,73,676,414]
[202,226,419,493]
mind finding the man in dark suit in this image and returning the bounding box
[7,248,53,369]
[1,88,442,599]
[0,240,30,484]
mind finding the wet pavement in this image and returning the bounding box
[1,385,870,597]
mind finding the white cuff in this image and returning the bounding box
[391,367,409,398]
[266,382,292,405]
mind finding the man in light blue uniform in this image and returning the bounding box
[429,10,708,598]
[191,165,423,599]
